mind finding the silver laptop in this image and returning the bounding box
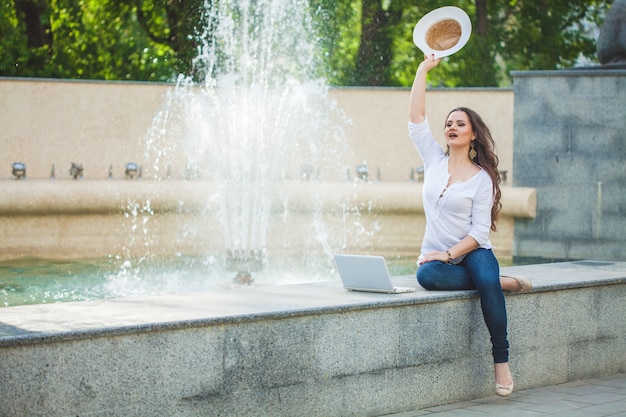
[333,254,415,293]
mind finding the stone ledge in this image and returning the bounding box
[0,261,624,416]
[5,260,618,346]
[1,261,622,346]
[0,179,536,218]
[511,68,626,77]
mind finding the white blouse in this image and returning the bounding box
[409,119,494,264]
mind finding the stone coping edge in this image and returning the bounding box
[1,261,624,348]
[0,180,537,218]
[512,68,626,77]
[0,285,474,348]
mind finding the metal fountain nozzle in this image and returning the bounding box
[125,162,139,179]
[301,165,313,181]
[12,162,26,180]
[356,162,369,181]
[69,163,84,179]
[226,249,265,285]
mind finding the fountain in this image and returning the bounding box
[133,0,355,285]
[0,0,539,306]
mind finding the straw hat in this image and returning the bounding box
[413,6,472,59]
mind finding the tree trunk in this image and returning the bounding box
[352,0,401,86]
[13,0,51,48]
[475,0,488,37]
[463,0,498,86]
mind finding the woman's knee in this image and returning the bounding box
[416,262,446,290]
[464,248,499,268]
[417,261,475,291]
[417,271,436,290]
[463,249,500,284]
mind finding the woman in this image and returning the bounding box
[409,55,531,397]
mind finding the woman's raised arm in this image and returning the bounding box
[409,55,441,124]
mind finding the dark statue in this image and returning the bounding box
[597,0,626,65]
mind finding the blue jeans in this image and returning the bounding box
[416,248,509,363]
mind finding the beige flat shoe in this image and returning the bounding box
[501,274,532,292]
[495,380,514,397]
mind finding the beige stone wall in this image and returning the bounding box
[0,79,514,182]
[0,78,523,261]
[333,87,514,183]
[0,79,163,180]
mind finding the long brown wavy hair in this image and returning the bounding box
[446,107,502,231]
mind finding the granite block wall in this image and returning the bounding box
[512,69,626,262]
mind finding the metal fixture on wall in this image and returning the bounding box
[12,162,26,180]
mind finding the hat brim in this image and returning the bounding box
[413,6,472,59]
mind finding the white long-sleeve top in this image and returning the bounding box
[409,119,494,264]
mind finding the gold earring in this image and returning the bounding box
[469,141,477,160]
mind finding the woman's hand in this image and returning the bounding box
[418,250,448,265]
[417,54,442,75]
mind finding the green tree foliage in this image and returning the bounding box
[0,0,614,86]
[493,0,608,75]
[133,0,208,78]
[310,0,361,85]
[378,0,611,87]
[2,0,182,80]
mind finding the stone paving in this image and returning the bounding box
[385,373,626,416]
